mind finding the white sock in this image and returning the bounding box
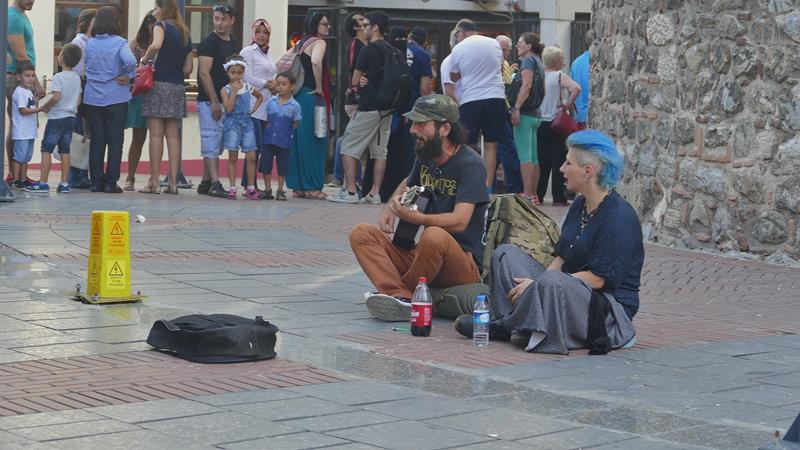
[247,185,255,191]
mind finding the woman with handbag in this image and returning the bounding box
[123,11,155,191]
[286,11,331,200]
[536,46,581,206]
[138,0,193,194]
[509,32,545,204]
[83,6,137,193]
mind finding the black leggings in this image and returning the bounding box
[536,121,568,203]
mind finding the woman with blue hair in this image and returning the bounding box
[455,129,644,354]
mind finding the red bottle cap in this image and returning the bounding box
[418,277,427,283]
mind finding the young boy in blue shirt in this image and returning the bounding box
[259,72,301,201]
[26,44,83,193]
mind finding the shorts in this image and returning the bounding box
[198,101,225,158]
[12,139,34,163]
[339,110,392,160]
[259,144,290,176]
[223,118,257,152]
[459,98,507,144]
[42,116,78,154]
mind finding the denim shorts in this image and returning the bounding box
[41,116,78,154]
[12,139,34,163]
[198,101,225,158]
[223,118,257,152]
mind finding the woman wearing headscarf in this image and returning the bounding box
[286,11,331,200]
[239,18,276,194]
[455,130,644,355]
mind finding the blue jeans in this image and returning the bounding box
[42,116,78,154]
[241,117,265,187]
[86,102,127,186]
[497,120,523,194]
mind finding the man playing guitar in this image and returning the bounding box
[348,95,490,321]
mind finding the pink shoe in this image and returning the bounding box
[243,189,260,200]
[227,187,237,200]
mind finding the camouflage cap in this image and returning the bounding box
[403,94,460,123]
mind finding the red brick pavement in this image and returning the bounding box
[0,351,344,417]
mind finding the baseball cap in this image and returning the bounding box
[403,94,460,123]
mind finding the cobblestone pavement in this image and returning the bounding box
[0,189,798,449]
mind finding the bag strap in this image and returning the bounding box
[558,72,563,107]
[297,36,320,55]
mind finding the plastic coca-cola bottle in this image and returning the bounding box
[410,277,432,337]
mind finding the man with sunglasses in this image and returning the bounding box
[195,3,238,197]
[350,95,489,322]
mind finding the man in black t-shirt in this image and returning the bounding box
[329,11,393,205]
[196,3,239,198]
[349,95,490,322]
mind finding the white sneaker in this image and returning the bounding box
[366,293,411,322]
[360,193,381,205]
[328,190,359,203]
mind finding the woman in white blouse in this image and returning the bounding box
[239,18,276,193]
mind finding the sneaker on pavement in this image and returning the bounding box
[208,181,227,198]
[57,183,71,193]
[360,193,381,204]
[11,180,25,190]
[365,293,411,322]
[260,190,274,200]
[243,189,260,200]
[275,190,287,201]
[23,178,37,188]
[24,182,50,193]
[328,190,359,204]
[325,179,342,187]
[4,174,12,185]
[197,179,212,195]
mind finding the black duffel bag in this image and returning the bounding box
[146,314,279,363]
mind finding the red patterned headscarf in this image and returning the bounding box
[250,18,271,54]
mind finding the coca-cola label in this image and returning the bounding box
[411,303,432,327]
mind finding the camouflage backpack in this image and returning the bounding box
[481,194,561,281]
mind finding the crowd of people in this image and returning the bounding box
[5,1,590,204]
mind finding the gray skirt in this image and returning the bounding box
[142,81,186,119]
[489,244,636,355]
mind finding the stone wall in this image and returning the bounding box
[589,0,800,264]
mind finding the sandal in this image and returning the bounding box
[124,177,135,191]
[275,190,287,201]
[305,190,327,200]
[162,186,179,195]
[292,190,306,198]
[138,184,160,194]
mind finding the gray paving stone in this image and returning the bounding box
[611,347,735,369]
[274,300,366,315]
[713,384,799,407]
[562,407,708,435]
[480,389,612,417]
[43,429,218,450]
[516,426,638,449]
[221,431,350,449]
[0,410,107,430]
[280,410,399,432]
[247,294,334,304]
[89,399,224,423]
[363,395,490,420]
[481,362,573,382]
[28,317,138,331]
[426,407,578,440]
[9,418,140,442]
[191,388,304,406]
[591,437,711,449]
[682,401,800,425]
[226,397,358,421]
[318,444,385,450]
[15,341,142,358]
[286,380,423,406]
[655,423,773,450]
[457,442,539,450]
[0,429,38,445]
[140,412,299,445]
[758,372,800,388]
[328,420,491,450]
[397,373,520,398]
[741,349,800,367]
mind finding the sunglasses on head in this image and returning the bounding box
[213,3,234,14]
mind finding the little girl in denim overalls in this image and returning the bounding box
[221,55,263,200]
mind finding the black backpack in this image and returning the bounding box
[374,40,411,111]
[146,314,279,363]
[507,56,545,115]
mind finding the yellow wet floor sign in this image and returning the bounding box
[83,211,138,302]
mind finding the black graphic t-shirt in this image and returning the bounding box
[407,146,489,265]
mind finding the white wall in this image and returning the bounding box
[7,0,54,80]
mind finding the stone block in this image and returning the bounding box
[327,420,490,450]
[646,13,674,46]
[775,176,800,213]
[776,11,800,44]
[773,136,800,175]
[286,380,423,406]
[694,165,728,199]
[752,210,788,244]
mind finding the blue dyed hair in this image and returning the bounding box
[566,129,624,189]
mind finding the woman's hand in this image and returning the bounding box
[510,109,521,127]
[313,88,324,97]
[507,277,533,304]
[266,79,275,90]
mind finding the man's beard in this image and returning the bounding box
[414,131,443,161]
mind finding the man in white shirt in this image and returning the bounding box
[449,19,506,191]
